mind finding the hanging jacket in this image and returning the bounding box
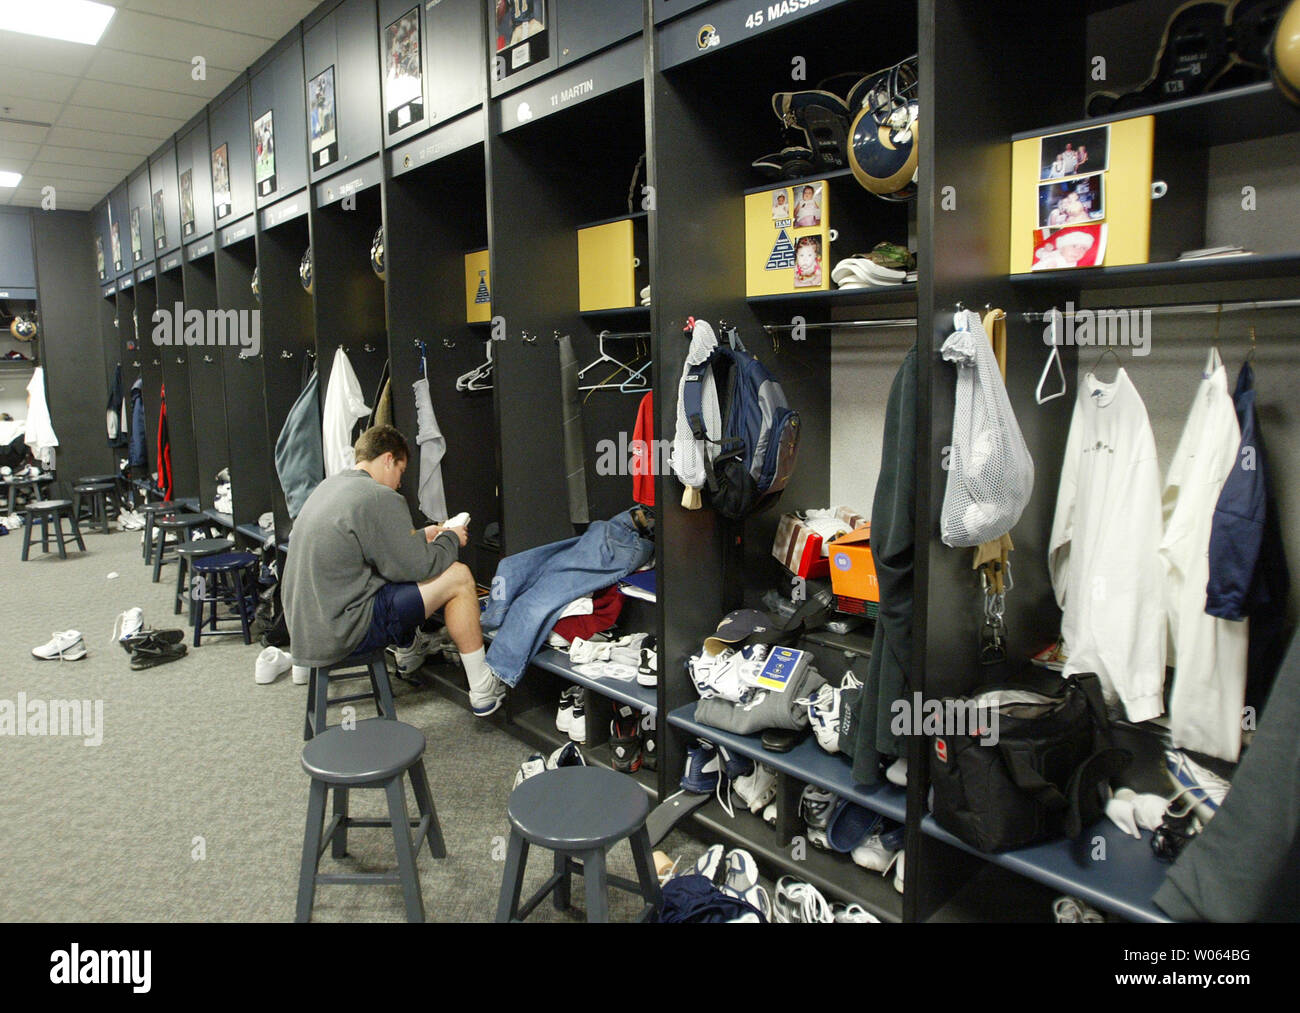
[128,377,148,471]
[107,364,128,448]
[632,391,655,506]
[848,345,916,784]
[367,359,391,429]
[670,320,721,509]
[1161,349,1248,763]
[412,375,448,522]
[1206,361,1292,712]
[157,384,173,501]
[275,369,325,519]
[24,367,58,469]
[322,347,370,476]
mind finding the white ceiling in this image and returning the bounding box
[0,0,320,211]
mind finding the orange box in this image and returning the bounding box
[828,526,879,604]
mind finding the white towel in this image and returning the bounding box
[412,376,448,522]
[24,367,59,469]
[322,347,370,476]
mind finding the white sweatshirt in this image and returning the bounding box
[322,347,371,477]
[1049,370,1165,721]
[1160,349,1248,762]
[25,367,59,469]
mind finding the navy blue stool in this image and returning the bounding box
[151,512,212,582]
[496,767,661,923]
[304,649,397,741]
[174,537,235,617]
[190,551,258,646]
[20,500,86,560]
[72,481,118,535]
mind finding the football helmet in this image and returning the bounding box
[848,57,919,202]
[370,226,386,281]
[300,247,313,294]
[1273,0,1300,104]
[9,313,37,341]
[251,266,260,302]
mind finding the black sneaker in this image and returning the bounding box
[640,709,657,771]
[610,703,641,773]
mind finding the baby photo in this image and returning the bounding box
[792,182,822,228]
[793,235,823,288]
[1038,173,1104,229]
[771,189,791,222]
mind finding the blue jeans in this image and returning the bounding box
[482,509,654,686]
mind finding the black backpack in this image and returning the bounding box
[927,672,1131,853]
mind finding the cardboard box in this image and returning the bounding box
[828,525,879,605]
[772,507,866,579]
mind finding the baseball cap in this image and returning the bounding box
[703,609,773,656]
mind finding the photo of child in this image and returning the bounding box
[793,235,823,288]
[1038,173,1104,229]
[152,190,166,249]
[771,189,791,222]
[793,183,822,228]
[1031,224,1107,271]
[1039,125,1109,180]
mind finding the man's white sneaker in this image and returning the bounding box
[733,763,778,814]
[254,646,294,684]
[468,667,507,717]
[773,876,834,923]
[390,627,435,675]
[851,833,901,873]
[110,608,144,646]
[886,756,908,787]
[33,631,86,661]
[831,902,881,923]
[555,685,580,733]
[291,665,310,686]
[567,698,587,741]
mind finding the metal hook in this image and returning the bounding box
[442,338,455,349]
[280,350,294,359]
[522,331,537,345]
[363,343,376,353]
[203,354,214,363]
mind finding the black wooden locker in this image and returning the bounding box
[304,0,382,183]
[176,114,215,244]
[0,209,36,293]
[108,181,134,279]
[556,0,642,67]
[251,28,309,209]
[652,0,714,25]
[209,80,256,230]
[148,141,182,259]
[127,167,155,270]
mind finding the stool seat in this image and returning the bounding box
[508,767,651,850]
[154,511,207,528]
[26,498,72,510]
[302,720,426,786]
[73,480,116,492]
[192,550,257,573]
[77,474,118,484]
[20,500,85,560]
[175,537,234,556]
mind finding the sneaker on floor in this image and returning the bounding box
[567,697,587,742]
[1053,895,1104,923]
[32,630,86,661]
[291,664,310,686]
[609,703,642,773]
[723,847,760,893]
[513,752,547,788]
[1165,748,1231,826]
[773,876,834,924]
[555,685,580,733]
[390,627,435,675]
[639,709,657,771]
[254,646,293,685]
[693,843,726,883]
[886,756,908,787]
[831,902,880,923]
[128,631,188,670]
[680,740,722,795]
[546,741,587,769]
[733,763,778,814]
[110,608,144,648]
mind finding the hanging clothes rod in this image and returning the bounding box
[1021,297,1300,321]
[762,317,918,333]
[598,329,652,340]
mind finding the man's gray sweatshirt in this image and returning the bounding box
[282,469,460,667]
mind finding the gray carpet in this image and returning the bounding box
[0,524,706,922]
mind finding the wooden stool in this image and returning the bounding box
[303,649,397,741]
[150,511,211,581]
[20,500,86,560]
[296,719,446,923]
[174,537,235,617]
[5,475,54,514]
[496,767,661,923]
[190,551,258,646]
[72,480,119,535]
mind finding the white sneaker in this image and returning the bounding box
[886,757,908,787]
[1053,895,1104,923]
[390,627,435,675]
[773,876,834,924]
[831,902,881,923]
[893,851,905,894]
[799,670,862,754]
[733,763,777,814]
[762,801,777,826]
[291,664,310,686]
[110,608,144,645]
[33,630,86,661]
[567,698,587,742]
[851,833,901,874]
[799,784,837,830]
[468,665,507,717]
[555,685,579,733]
[254,646,293,685]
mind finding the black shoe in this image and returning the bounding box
[610,703,642,774]
[127,629,188,669]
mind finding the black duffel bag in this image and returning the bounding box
[928,672,1131,853]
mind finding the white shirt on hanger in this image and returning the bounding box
[1160,348,1248,762]
[321,347,371,477]
[1049,369,1165,722]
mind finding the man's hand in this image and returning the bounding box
[423,524,444,543]
[446,525,469,547]
[424,524,469,547]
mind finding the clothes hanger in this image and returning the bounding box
[456,340,494,391]
[1036,307,1067,404]
[1090,345,1122,382]
[577,330,643,383]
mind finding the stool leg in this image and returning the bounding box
[295,779,328,923]
[72,490,81,524]
[495,832,530,923]
[385,777,425,923]
[369,656,398,721]
[553,851,571,911]
[331,787,349,859]
[583,848,610,923]
[628,826,663,911]
[70,513,85,552]
[406,760,446,859]
[152,527,166,582]
[303,670,317,741]
[53,515,67,559]
[236,567,253,645]
[313,672,329,739]
[40,513,49,552]
[20,515,32,561]
[192,588,203,648]
[174,556,186,616]
[98,494,108,535]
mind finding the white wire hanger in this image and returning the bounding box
[456,340,494,392]
[578,330,651,393]
[1036,307,1067,405]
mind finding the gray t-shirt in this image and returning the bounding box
[282,469,460,667]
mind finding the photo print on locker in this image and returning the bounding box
[180,169,195,237]
[493,0,548,78]
[793,235,823,288]
[1039,124,1110,181]
[771,188,791,225]
[111,219,122,271]
[792,182,823,228]
[212,143,232,221]
[1031,223,1108,271]
[95,236,105,280]
[1038,172,1104,229]
[152,190,166,250]
[309,66,339,171]
[130,207,142,259]
[254,110,277,197]
[384,8,424,133]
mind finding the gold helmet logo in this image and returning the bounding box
[697,24,719,50]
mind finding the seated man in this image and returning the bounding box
[282,425,506,716]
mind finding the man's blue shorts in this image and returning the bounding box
[352,582,426,656]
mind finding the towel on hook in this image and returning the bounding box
[413,376,448,522]
[322,347,370,476]
[25,367,59,469]
[558,333,590,524]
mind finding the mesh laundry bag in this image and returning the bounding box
[939,310,1034,547]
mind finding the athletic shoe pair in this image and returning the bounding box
[609,703,658,774]
[255,646,305,685]
[773,877,834,923]
[799,670,862,754]
[513,740,587,788]
[117,509,146,531]
[556,686,586,742]
[694,844,771,921]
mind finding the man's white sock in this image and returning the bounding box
[461,647,496,694]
